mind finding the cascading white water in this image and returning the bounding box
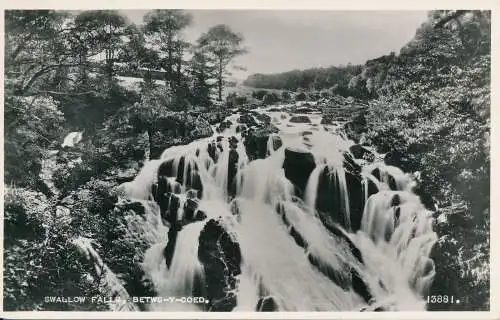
[122,106,437,312]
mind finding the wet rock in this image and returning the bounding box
[198,219,242,311]
[194,210,207,222]
[229,136,239,150]
[228,149,239,196]
[307,253,349,290]
[349,144,375,162]
[343,152,362,175]
[289,115,311,123]
[244,125,280,161]
[235,124,246,133]
[115,200,146,217]
[289,226,308,249]
[182,198,199,222]
[345,171,365,232]
[216,120,233,133]
[158,159,174,177]
[256,296,278,311]
[282,148,316,195]
[237,113,258,127]
[320,115,334,125]
[163,223,181,268]
[253,112,271,124]
[207,142,217,162]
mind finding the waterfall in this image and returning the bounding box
[123,106,437,312]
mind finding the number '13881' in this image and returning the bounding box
[426,295,456,304]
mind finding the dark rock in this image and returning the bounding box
[320,115,334,125]
[256,296,278,311]
[183,198,199,222]
[289,226,308,249]
[289,115,311,123]
[163,223,182,268]
[301,131,313,136]
[229,136,238,150]
[343,152,362,175]
[244,125,280,161]
[198,219,242,311]
[194,210,207,222]
[235,124,246,133]
[207,142,217,162]
[158,160,174,177]
[349,144,375,162]
[115,201,146,216]
[391,193,401,207]
[216,120,233,133]
[352,270,372,303]
[282,148,316,195]
[228,150,239,196]
[238,113,258,127]
[345,171,365,232]
[252,112,271,124]
[307,253,349,290]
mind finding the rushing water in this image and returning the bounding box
[123,105,437,312]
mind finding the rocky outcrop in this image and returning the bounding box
[289,115,311,123]
[243,125,281,161]
[198,219,242,311]
[256,296,278,311]
[349,144,375,162]
[238,113,258,127]
[282,148,316,196]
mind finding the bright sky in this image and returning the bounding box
[121,10,429,80]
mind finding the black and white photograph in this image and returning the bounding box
[1,5,494,317]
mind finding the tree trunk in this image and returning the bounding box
[218,57,223,102]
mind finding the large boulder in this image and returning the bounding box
[244,125,281,161]
[282,148,316,195]
[198,219,242,311]
[349,144,375,162]
[237,113,258,127]
[252,112,271,124]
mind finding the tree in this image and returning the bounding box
[4,10,75,95]
[73,10,129,82]
[143,10,192,91]
[198,24,246,102]
[188,46,216,108]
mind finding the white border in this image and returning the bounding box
[1,1,499,319]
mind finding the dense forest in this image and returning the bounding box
[3,10,490,312]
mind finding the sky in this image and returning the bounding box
[122,10,429,80]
